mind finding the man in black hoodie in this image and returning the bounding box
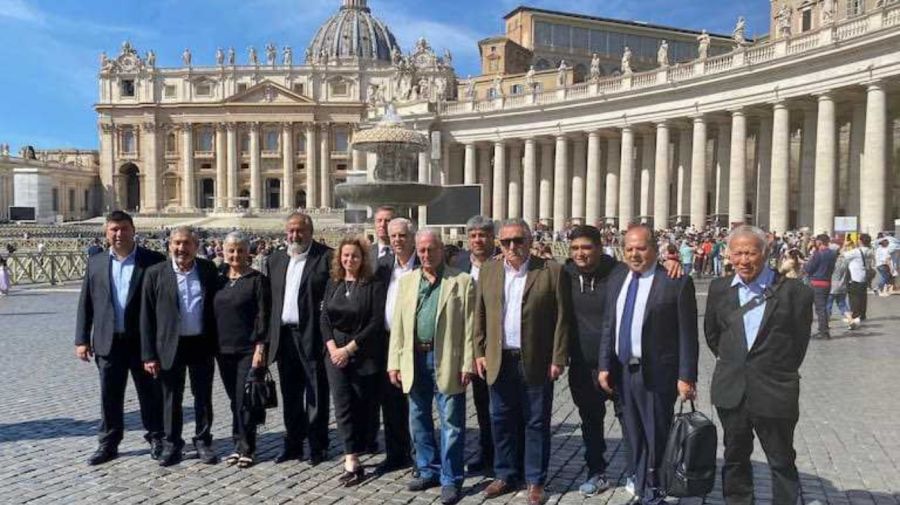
[566,226,680,497]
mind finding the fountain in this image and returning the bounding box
[335,105,443,210]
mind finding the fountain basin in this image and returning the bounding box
[335,181,443,207]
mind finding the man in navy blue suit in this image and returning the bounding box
[598,225,699,505]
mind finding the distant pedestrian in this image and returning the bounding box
[0,256,10,295]
[844,234,874,328]
[804,234,837,339]
[875,239,894,296]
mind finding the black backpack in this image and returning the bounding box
[660,400,718,497]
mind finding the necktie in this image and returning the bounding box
[618,271,641,365]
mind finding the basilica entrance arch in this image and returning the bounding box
[119,163,140,211]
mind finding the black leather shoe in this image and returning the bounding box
[158,448,182,467]
[274,447,303,464]
[375,457,412,474]
[195,442,218,464]
[407,476,440,492]
[308,451,326,466]
[149,439,164,461]
[441,485,462,505]
[87,447,118,466]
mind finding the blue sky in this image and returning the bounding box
[0,0,769,153]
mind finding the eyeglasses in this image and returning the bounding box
[500,237,526,247]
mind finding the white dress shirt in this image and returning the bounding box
[384,253,417,330]
[614,268,656,360]
[280,249,309,325]
[469,256,481,283]
[377,242,392,259]
[502,259,529,350]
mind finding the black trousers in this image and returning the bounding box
[470,373,494,467]
[325,360,378,455]
[378,364,412,462]
[160,337,215,450]
[95,336,163,448]
[717,402,799,505]
[848,281,868,320]
[811,286,831,336]
[277,326,330,454]
[621,363,676,500]
[217,352,256,456]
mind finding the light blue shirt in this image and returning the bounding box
[731,266,776,350]
[110,247,136,333]
[173,259,204,336]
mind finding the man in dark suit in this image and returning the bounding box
[475,219,573,505]
[452,215,498,476]
[370,206,396,265]
[141,226,219,467]
[373,217,418,474]
[75,210,165,465]
[267,212,333,465]
[705,225,813,505]
[598,224,699,505]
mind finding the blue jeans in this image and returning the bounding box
[408,350,466,487]
[489,351,554,486]
[826,293,850,319]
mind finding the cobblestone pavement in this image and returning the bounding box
[0,281,898,505]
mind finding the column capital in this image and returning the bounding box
[863,79,885,92]
[141,122,158,133]
[215,122,227,132]
[654,119,670,128]
[522,137,537,145]
[248,121,260,133]
[691,115,707,124]
[225,122,238,132]
[728,107,746,117]
[813,90,835,101]
[281,121,293,131]
[586,130,602,139]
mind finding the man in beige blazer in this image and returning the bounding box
[388,229,475,505]
[475,219,572,505]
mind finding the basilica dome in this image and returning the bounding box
[306,0,400,64]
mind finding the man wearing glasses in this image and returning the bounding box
[475,219,572,505]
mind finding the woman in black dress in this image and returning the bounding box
[321,236,385,486]
[213,232,270,468]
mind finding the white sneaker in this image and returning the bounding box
[625,476,636,497]
[849,318,861,330]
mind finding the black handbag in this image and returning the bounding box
[242,367,277,426]
[660,400,718,498]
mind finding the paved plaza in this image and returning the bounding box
[0,281,898,505]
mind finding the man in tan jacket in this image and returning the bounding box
[475,219,572,505]
[388,229,475,505]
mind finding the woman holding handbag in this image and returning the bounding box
[213,231,270,468]
[321,236,385,486]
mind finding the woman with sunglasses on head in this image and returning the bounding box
[213,231,270,468]
[321,236,386,486]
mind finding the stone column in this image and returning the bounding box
[814,93,837,233]
[729,109,747,224]
[320,123,332,208]
[677,127,692,218]
[690,116,708,228]
[553,135,569,231]
[418,150,430,227]
[848,102,865,216]
[492,140,507,220]
[770,102,791,233]
[619,127,635,228]
[571,136,586,223]
[522,138,537,225]
[715,122,731,216]
[182,124,196,210]
[861,82,887,233]
[755,113,773,229]
[226,123,238,208]
[143,122,160,212]
[478,144,492,215]
[585,131,603,226]
[249,122,261,210]
[640,132,654,220]
[282,123,294,210]
[606,135,621,223]
[213,123,226,209]
[507,142,522,219]
[463,142,477,185]
[799,106,817,228]
[306,124,318,208]
[539,140,553,223]
[653,122,670,228]
[441,137,451,186]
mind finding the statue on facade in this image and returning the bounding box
[465,76,476,100]
[418,77,431,101]
[657,40,669,67]
[319,48,329,66]
[776,3,792,38]
[525,65,537,89]
[266,43,277,66]
[100,51,109,69]
[697,30,710,60]
[146,50,156,67]
[434,76,447,101]
[443,49,453,67]
[248,46,258,66]
[491,73,503,98]
[391,46,402,66]
[0,144,9,157]
[367,83,378,106]
[822,0,835,24]
[415,37,430,55]
[227,47,236,65]
[182,48,192,67]
[283,46,293,65]
[557,60,568,88]
[305,47,314,63]
[589,54,601,82]
[733,16,747,46]
[621,46,633,75]
[216,47,225,66]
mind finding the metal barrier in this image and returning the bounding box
[5,252,88,286]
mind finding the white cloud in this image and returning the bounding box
[0,0,46,24]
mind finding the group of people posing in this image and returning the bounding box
[75,208,813,505]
